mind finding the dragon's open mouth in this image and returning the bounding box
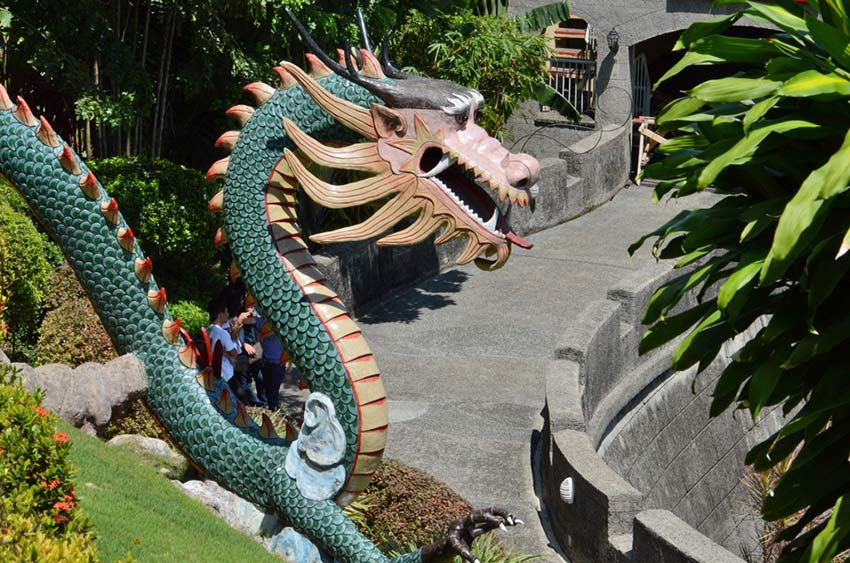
[420,147,533,255]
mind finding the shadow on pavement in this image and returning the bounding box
[359,270,470,324]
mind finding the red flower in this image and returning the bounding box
[43,479,61,490]
[53,432,69,444]
[53,514,69,525]
[33,406,48,418]
[53,501,70,511]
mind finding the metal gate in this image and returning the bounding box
[547,57,597,116]
[632,52,652,117]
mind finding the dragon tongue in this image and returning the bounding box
[506,231,533,249]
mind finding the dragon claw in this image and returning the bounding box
[421,507,520,563]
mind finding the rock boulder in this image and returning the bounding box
[17,354,147,431]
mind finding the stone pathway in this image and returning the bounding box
[355,185,720,560]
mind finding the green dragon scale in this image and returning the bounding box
[0,26,540,562]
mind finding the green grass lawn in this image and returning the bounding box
[59,420,282,562]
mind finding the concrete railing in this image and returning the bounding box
[540,261,780,563]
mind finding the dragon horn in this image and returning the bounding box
[380,33,411,80]
[356,7,373,53]
[285,9,401,105]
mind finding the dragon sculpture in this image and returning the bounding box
[0,13,540,563]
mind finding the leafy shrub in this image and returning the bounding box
[0,193,55,347]
[346,459,536,562]
[35,262,116,367]
[0,363,99,561]
[353,459,474,549]
[634,1,850,559]
[102,398,169,443]
[88,157,226,302]
[168,300,208,338]
[395,10,549,135]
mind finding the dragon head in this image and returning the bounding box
[281,16,540,271]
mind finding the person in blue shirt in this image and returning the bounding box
[258,316,287,411]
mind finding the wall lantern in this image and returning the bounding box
[560,477,575,504]
[607,28,620,53]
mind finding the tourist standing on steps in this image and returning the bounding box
[222,282,266,406]
[207,296,240,396]
[258,316,287,411]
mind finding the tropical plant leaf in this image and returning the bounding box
[656,135,709,155]
[697,119,819,189]
[805,14,850,70]
[805,236,850,317]
[778,69,850,97]
[639,301,715,355]
[743,96,778,133]
[515,1,570,33]
[717,251,765,320]
[656,96,706,129]
[783,315,850,368]
[638,2,850,554]
[766,56,814,79]
[530,83,580,121]
[743,1,808,34]
[689,77,782,103]
[747,351,786,418]
[656,35,778,88]
[671,308,730,370]
[709,360,753,417]
[761,128,850,285]
[803,496,850,562]
[817,0,850,36]
[643,261,717,324]
[674,13,741,51]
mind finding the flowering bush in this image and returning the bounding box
[0,363,99,561]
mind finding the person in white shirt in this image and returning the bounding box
[207,297,239,390]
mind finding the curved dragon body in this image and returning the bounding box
[1,27,541,563]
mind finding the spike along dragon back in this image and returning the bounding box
[0,13,540,563]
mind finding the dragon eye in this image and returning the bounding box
[455,113,469,126]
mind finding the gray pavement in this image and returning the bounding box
[355,185,720,560]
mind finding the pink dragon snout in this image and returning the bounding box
[505,154,540,190]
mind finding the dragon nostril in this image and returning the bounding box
[420,146,443,173]
[506,159,533,188]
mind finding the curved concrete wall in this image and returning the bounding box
[540,261,783,563]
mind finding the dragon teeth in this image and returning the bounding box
[483,209,498,232]
[422,153,454,178]
[431,176,504,239]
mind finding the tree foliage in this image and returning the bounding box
[395,10,552,135]
[0,191,55,345]
[0,0,414,163]
[88,157,226,301]
[633,1,850,560]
